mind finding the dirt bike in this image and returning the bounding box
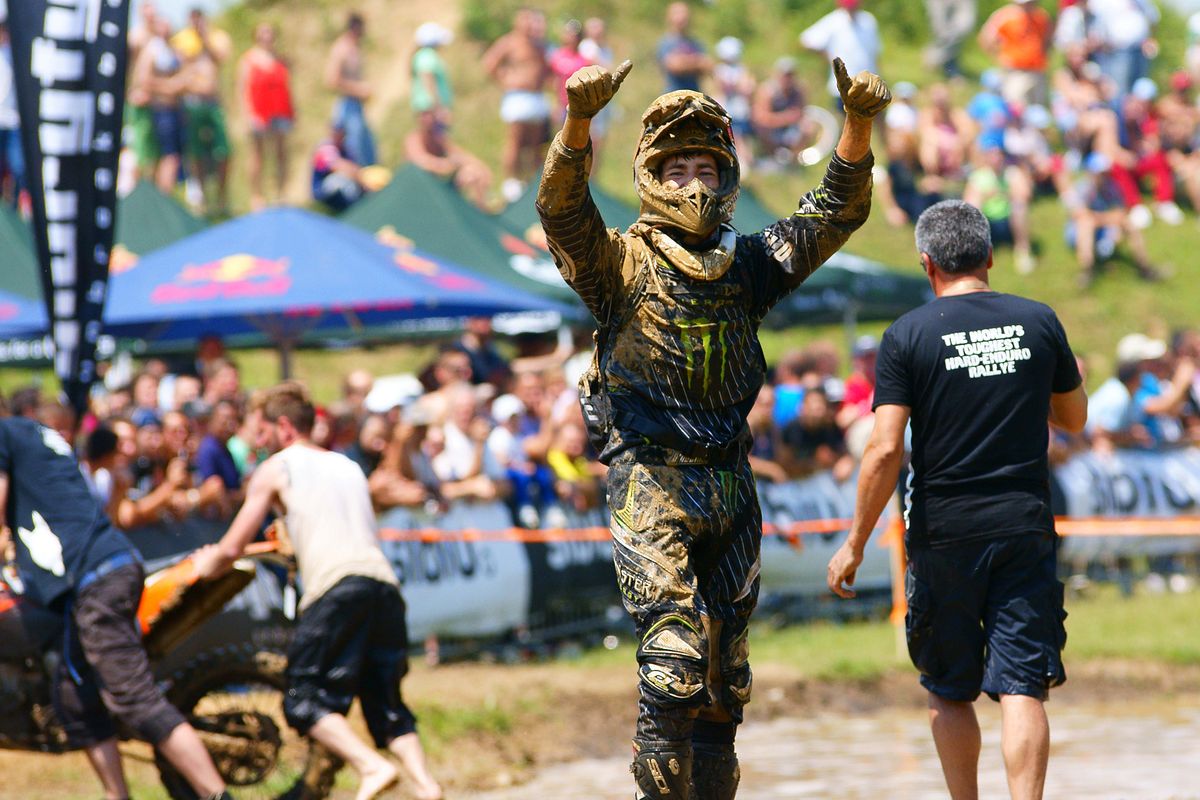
[0,534,342,800]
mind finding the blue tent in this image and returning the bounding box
[0,289,47,338]
[103,207,571,347]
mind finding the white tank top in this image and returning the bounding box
[276,444,397,611]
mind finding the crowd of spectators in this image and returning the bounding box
[5,318,1196,541]
[0,1,1196,292]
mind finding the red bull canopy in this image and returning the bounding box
[103,207,572,346]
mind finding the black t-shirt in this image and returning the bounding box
[0,418,133,606]
[873,292,1081,547]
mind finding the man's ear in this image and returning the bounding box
[986,248,994,271]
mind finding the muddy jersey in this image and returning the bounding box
[537,135,873,462]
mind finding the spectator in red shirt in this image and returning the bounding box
[1111,77,1185,227]
[838,335,878,429]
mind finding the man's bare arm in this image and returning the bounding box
[1049,384,1088,434]
[192,458,282,579]
[827,404,909,598]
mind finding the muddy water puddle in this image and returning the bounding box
[467,699,1200,799]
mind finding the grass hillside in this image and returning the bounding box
[208,0,1195,396]
[4,0,1184,400]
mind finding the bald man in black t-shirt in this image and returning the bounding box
[826,200,1087,800]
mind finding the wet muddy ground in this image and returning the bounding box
[466,698,1200,799]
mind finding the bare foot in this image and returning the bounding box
[356,761,399,800]
[412,779,444,800]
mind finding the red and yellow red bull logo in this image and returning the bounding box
[151,254,292,304]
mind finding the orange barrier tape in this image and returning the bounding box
[380,516,1200,543]
[1053,517,1200,536]
[378,518,861,544]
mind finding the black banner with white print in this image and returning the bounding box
[8,0,129,416]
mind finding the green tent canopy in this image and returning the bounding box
[0,205,40,300]
[499,174,639,236]
[342,165,582,311]
[115,181,207,256]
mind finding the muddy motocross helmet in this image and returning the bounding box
[634,90,740,237]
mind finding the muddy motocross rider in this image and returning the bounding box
[537,59,889,799]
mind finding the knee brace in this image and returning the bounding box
[631,739,693,800]
[637,614,708,707]
[691,742,740,800]
[717,627,752,719]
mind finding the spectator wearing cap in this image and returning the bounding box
[325,12,376,168]
[1064,151,1159,288]
[838,336,878,429]
[800,0,882,111]
[657,1,710,94]
[1088,0,1159,98]
[1112,77,1184,227]
[1131,334,1196,446]
[713,37,757,167]
[1088,333,1193,449]
[410,22,454,117]
[1159,72,1200,215]
[751,57,812,168]
[487,393,548,526]
[923,0,976,78]
[978,0,1052,106]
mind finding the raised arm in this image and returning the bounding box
[536,61,633,322]
[754,59,888,309]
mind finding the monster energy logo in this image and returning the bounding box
[678,318,728,395]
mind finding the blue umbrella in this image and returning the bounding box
[0,289,46,338]
[105,207,571,347]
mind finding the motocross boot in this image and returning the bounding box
[631,739,693,799]
[691,743,740,800]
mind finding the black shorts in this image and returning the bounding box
[284,576,416,747]
[905,532,1066,702]
[56,561,186,746]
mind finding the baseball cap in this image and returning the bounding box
[1171,71,1193,93]
[774,56,797,75]
[402,402,438,427]
[365,374,424,414]
[837,0,861,9]
[414,22,453,48]
[1116,333,1167,365]
[715,36,743,62]
[852,335,879,357]
[1084,151,1111,174]
[490,393,526,422]
[893,81,918,101]
[1130,77,1158,101]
